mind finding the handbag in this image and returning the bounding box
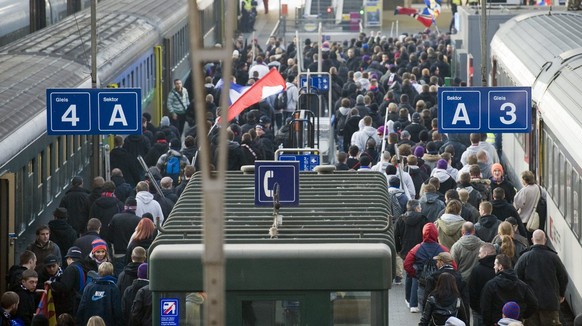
[526,185,543,232]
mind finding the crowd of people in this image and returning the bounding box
[1,26,580,326]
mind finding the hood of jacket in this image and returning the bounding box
[422,223,439,243]
[432,168,452,183]
[478,214,500,228]
[362,126,378,137]
[136,191,154,204]
[457,234,483,251]
[438,214,465,235]
[424,191,441,204]
[495,269,520,288]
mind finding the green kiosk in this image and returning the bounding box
[150,170,396,325]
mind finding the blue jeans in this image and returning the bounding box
[406,273,419,307]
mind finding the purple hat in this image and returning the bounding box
[414,146,425,158]
[436,159,448,170]
[502,301,520,320]
[362,55,371,62]
[138,263,148,279]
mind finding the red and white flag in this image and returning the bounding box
[225,68,286,122]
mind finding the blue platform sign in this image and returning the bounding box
[160,298,179,326]
[299,75,330,91]
[47,88,142,135]
[279,154,320,171]
[255,161,300,207]
[438,86,531,133]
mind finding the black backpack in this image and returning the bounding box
[276,90,288,111]
[416,245,440,286]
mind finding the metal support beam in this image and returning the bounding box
[187,1,237,324]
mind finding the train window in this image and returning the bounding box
[576,175,582,242]
[566,162,572,224]
[331,291,371,325]
[37,152,43,214]
[559,153,566,214]
[241,299,300,325]
[570,170,579,236]
[553,144,559,204]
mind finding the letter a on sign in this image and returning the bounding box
[109,104,128,126]
[452,103,471,125]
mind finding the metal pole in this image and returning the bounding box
[90,0,101,180]
[187,1,236,324]
[480,0,487,86]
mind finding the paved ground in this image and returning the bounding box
[389,282,423,326]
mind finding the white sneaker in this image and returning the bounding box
[410,307,420,313]
[405,300,410,308]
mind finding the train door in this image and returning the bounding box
[530,104,541,178]
[0,173,15,293]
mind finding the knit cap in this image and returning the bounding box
[91,238,107,253]
[502,301,520,320]
[436,159,448,170]
[138,263,148,279]
[491,163,504,175]
[160,116,170,127]
[414,146,425,158]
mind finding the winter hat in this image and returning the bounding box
[377,125,385,136]
[137,263,148,279]
[356,94,365,104]
[401,130,411,139]
[53,207,68,219]
[436,159,448,170]
[502,301,520,320]
[160,116,170,127]
[414,146,425,158]
[362,54,371,62]
[91,238,107,253]
[412,112,421,122]
[491,163,504,175]
[65,246,83,260]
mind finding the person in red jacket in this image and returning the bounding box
[404,223,450,312]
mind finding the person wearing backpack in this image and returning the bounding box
[419,273,468,326]
[350,116,380,154]
[334,98,351,151]
[48,247,92,316]
[282,75,298,121]
[404,223,449,313]
[156,139,190,186]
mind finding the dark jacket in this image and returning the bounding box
[419,293,467,326]
[77,275,122,326]
[122,279,149,326]
[423,265,469,319]
[480,269,538,326]
[111,175,134,203]
[107,211,141,257]
[468,254,496,313]
[48,219,77,260]
[126,238,154,264]
[514,245,568,311]
[89,195,124,242]
[474,215,501,242]
[395,211,429,258]
[130,285,152,326]
[491,199,527,236]
[420,192,446,223]
[27,241,61,275]
[50,259,93,316]
[144,141,169,168]
[110,148,142,187]
[6,265,27,291]
[15,286,36,326]
[74,231,101,258]
[117,262,141,296]
[123,134,151,158]
[489,177,516,203]
[59,186,91,235]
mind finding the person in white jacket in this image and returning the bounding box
[350,116,380,152]
[135,181,164,226]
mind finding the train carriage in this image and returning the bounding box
[490,11,582,315]
[0,0,220,291]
